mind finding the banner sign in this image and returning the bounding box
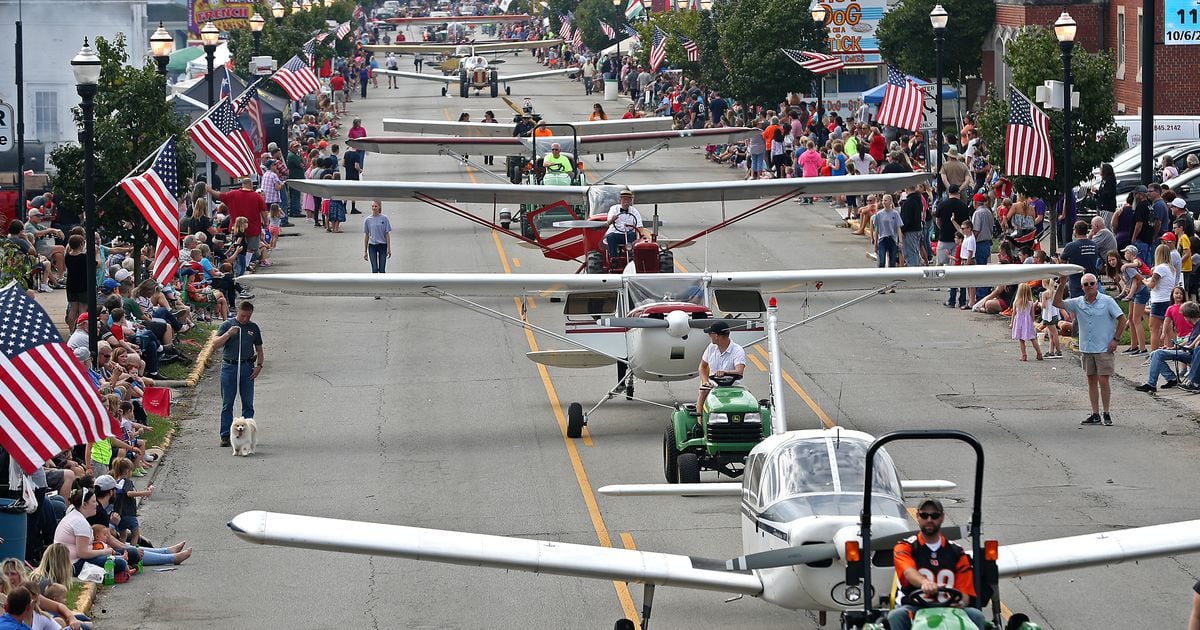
[1165,0,1200,44]
[814,0,887,66]
[189,0,254,36]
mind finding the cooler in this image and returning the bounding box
[0,499,26,562]
[604,79,618,101]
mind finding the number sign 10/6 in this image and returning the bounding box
[1165,0,1200,45]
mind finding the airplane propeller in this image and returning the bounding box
[721,526,962,572]
[601,317,756,331]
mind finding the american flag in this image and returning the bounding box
[189,97,260,179]
[559,14,572,40]
[676,33,699,62]
[352,4,364,21]
[649,26,667,72]
[600,21,615,39]
[316,30,329,43]
[0,285,116,474]
[302,38,317,65]
[232,79,265,154]
[781,48,844,75]
[572,28,583,49]
[119,139,180,286]
[336,21,352,39]
[1005,87,1054,179]
[874,64,923,132]
[272,54,321,101]
[622,24,640,43]
[624,0,643,20]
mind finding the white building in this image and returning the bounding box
[0,0,149,169]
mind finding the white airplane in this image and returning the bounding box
[374,45,573,97]
[239,262,1081,438]
[379,115,675,137]
[380,13,534,26]
[345,127,754,159]
[228,302,1200,629]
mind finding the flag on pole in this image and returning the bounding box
[599,21,615,39]
[676,34,699,62]
[624,0,644,20]
[559,14,572,40]
[781,49,845,75]
[315,30,329,43]
[0,284,116,474]
[231,79,265,154]
[572,29,583,49]
[649,26,668,72]
[1005,87,1054,179]
[336,21,352,39]
[302,39,317,65]
[874,64,924,132]
[272,55,322,101]
[119,139,181,286]
[188,98,260,179]
[622,24,641,43]
[352,4,364,21]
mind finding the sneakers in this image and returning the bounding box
[1045,351,1063,359]
[1162,379,1180,389]
[237,291,255,300]
[38,283,52,293]
[1121,347,1139,355]
[1102,412,1113,426]
[220,437,231,447]
[1135,383,1157,393]
[132,467,147,477]
[1080,413,1103,426]
[1179,380,1200,393]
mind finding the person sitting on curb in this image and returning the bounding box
[1135,301,1200,393]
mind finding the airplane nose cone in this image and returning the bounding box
[665,310,690,338]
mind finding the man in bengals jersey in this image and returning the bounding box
[886,498,987,630]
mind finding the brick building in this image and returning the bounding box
[981,0,1200,115]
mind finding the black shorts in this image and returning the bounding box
[67,291,89,304]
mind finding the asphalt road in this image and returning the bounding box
[95,44,1200,629]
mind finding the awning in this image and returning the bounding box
[862,75,957,104]
[166,47,204,74]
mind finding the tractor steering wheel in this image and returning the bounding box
[545,162,567,173]
[900,586,963,609]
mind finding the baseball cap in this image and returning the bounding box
[27,209,42,217]
[1133,185,1149,194]
[318,140,328,149]
[93,475,118,491]
[972,193,987,203]
[703,321,731,334]
[114,268,133,283]
[1172,198,1188,209]
[162,285,177,296]
[1162,232,1177,242]
[267,142,279,152]
[72,346,91,362]
[1123,244,1140,256]
[917,498,944,513]
[101,278,121,293]
[76,312,90,325]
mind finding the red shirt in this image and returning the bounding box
[215,188,267,237]
[110,323,124,342]
[330,75,345,91]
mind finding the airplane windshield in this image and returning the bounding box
[757,437,904,509]
[626,277,706,309]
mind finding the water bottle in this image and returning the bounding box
[103,557,115,585]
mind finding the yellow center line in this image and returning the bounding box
[746,353,767,373]
[489,230,636,623]
[620,532,637,550]
[752,345,835,429]
[512,257,521,268]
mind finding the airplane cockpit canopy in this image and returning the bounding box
[744,434,907,522]
[587,185,624,216]
[626,276,706,309]
[462,55,487,70]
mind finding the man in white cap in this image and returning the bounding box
[604,188,649,262]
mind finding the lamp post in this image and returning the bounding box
[249,13,265,55]
[301,0,312,11]
[150,22,174,83]
[1054,11,1077,256]
[272,1,285,25]
[810,3,827,124]
[201,21,220,189]
[612,0,621,63]
[71,40,101,367]
[323,0,333,7]
[292,1,302,15]
[929,4,948,195]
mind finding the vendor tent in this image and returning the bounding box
[861,75,957,104]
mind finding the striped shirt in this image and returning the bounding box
[261,169,283,205]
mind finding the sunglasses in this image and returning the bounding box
[1082,281,1097,286]
[99,353,111,358]
[917,512,942,520]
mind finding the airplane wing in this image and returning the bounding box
[997,519,1200,578]
[364,44,463,55]
[237,272,620,297]
[379,116,674,137]
[384,14,534,24]
[375,69,458,85]
[707,265,1083,293]
[229,510,764,595]
[472,39,562,53]
[348,128,754,156]
[284,173,928,205]
[500,68,576,83]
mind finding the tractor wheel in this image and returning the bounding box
[505,85,511,95]
[441,86,447,96]
[615,620,636,630]
[677,452,701,484]
[658,249,674,273]
[585,251,605,274]
[663,423,681,483]
[490,80,499,98]
[567,402,585,438]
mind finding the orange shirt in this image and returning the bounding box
[533,127,554,137]
[892,532,976,599]
[763,124,782,151]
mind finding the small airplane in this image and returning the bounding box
[379,115,675,137]
[228,301,1200,629]
[240,262,1081,438]
[382,13,534,25]
[376,50,573,97]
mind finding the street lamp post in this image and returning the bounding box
[249,13,265,55]
[810,4,827,124]
[613,0,621,64]
[1054,11,1077,256]
[71,40,101,367]
[271,1,285,25]
[929,4,948,195]
[301,0,312,11]
[201,21,220,189]
[150,22,174,80]
[292,1,302,16]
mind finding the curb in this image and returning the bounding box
[185,331,219,388]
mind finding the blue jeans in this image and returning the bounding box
[73,555,128,576]
[367,243,388,273]
[974,239,992,302]
[219,362,255,438]
[902,232,923,266]
[151,307,182,332]
[1146,348,1192,385]
[750,152,765,173]
[1136,241,1152,267]
[606,231,636,260]
[948,286,968,306]
[134,546,177,566]
[134,331,160,375]
[288,187,302,217]
[887,605,986,630]
[876,236,899,267]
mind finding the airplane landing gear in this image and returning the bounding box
[567,402,585,438]
[505,85,511,95]
[615,584,655,630]
[441,87,448,96]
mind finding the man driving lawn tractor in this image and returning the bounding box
[694,321,747,421]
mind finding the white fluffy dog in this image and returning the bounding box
[230,417,258,456]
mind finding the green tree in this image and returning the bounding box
[712,0,827,105]
[693,9,726,92]
[974,28,1125,199]
[875,0,994,85]
[572,0,625,53]
[631,11,703,79]
[48,35,194,265]
[226,1,355,98]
